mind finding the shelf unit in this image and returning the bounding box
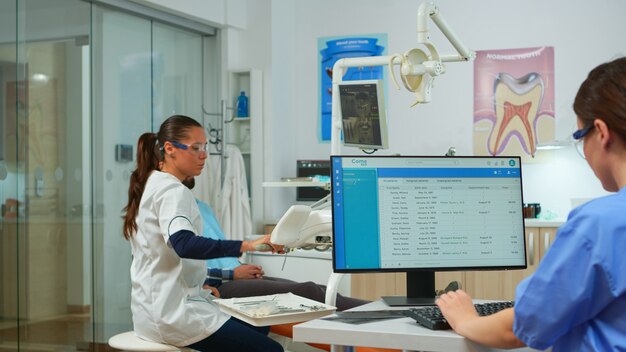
[227,69,263,233]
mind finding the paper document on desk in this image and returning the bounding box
[215,292,336,326]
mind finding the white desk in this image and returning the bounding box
[293,300,543,352]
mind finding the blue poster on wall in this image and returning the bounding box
[318,34,387,142]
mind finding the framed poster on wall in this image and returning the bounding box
[473,47,555,163]
[317,34,387,142]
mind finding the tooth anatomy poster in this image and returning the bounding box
[473,47,555,162]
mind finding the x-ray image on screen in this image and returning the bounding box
[338,80,388,150]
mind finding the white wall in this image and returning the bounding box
[254,0,625,222]
[154,0,625,221]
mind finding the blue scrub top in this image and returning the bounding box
[196,199,241,269]
[513,187,626,351]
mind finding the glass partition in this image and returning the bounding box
[0,0,18,346]
[153,22,203,125]
[1,0,92,350]
[91,6,152,342]
[0,1,217,350]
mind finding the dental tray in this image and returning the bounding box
[215,292,336,326]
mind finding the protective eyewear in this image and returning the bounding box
[572,125,594,159]
[169,141,209,154]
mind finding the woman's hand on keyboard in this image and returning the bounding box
[435,289,478,331]
[436,290,524,349]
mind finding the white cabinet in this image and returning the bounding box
[246,250,351,297]
[227,69,263,233]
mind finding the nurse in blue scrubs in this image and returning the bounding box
[437,57,626,351]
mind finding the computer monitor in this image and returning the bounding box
[338,80,389,150]
[296,160,330,201]
[331,155,527,306]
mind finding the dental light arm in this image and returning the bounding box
[417,2,474,63]
[389,1,475,106]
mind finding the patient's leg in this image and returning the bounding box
[217,277,369,311]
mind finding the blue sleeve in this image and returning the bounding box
[204,267,234,287]
[169,229,242,260]
[513,208,615,349]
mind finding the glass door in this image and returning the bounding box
[0,1,218,349]
[0,0,18,346]
[0,0,92,350]
[91,5,213,345]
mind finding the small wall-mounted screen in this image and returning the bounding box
[338,80,388,150]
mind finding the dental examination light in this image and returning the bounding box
[388,1,475,107]
[330,1,474,154]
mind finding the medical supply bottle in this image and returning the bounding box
[236,91,248,117]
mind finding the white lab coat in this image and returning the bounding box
[129,171,229,346]
[195,142,222,218]
[220,144,252,240]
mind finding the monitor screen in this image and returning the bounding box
[331,155,527,306]
[296,160,330,201]
[338,80,388,150]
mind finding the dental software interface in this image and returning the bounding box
[332,156,526,271]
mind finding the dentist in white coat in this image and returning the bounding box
[122,115,284,352]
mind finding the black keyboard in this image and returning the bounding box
[403,301,514,330]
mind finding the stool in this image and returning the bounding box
[108,331,185,351]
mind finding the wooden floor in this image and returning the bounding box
[0,315,113,352]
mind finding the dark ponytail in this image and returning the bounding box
[122,115,202,239]
[123,132,161,239]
